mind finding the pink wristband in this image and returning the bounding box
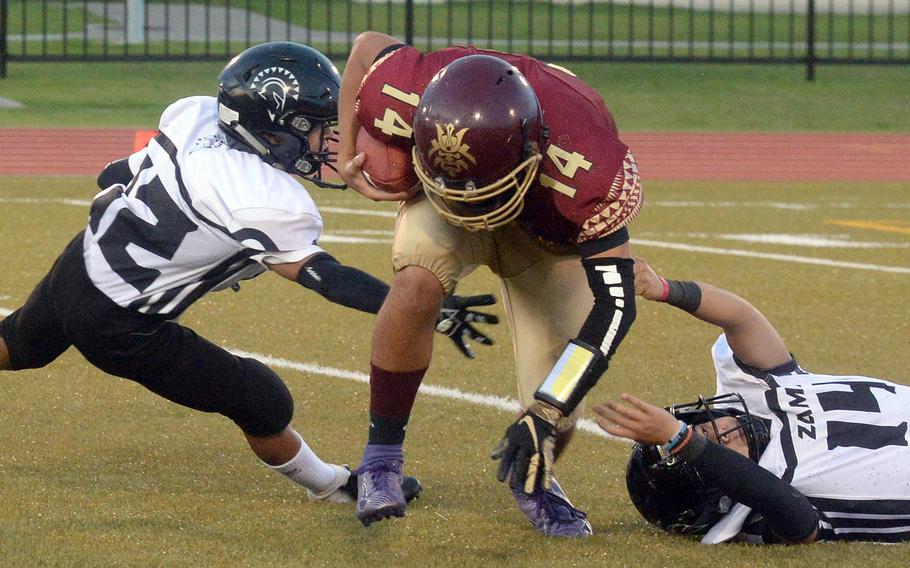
[658,276,670,302]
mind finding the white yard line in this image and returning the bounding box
[632,238,910,275]
[227,350,617,440]
[4,197,908,275]
[0,303,617,441]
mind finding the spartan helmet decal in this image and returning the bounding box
[217,42,344,188]
[251,66,300,121]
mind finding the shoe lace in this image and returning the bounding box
[539,489,588,524]
[356,459,403,493]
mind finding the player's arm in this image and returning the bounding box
[595,394,819,544]
[267,254,497,358]
[494,231,636,493]
[633,257,791,370]
[97,157,134,189]
[338,31,410,201]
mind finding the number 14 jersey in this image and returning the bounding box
[356,45,643,246]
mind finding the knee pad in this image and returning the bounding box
[231,357,294,437]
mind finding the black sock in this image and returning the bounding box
[368,412,410,445]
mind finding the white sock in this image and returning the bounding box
[266,431,336,493]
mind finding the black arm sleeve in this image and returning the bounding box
[678,433,819,543]
[576,257,637,371]
[97,157,134,189]
[534,257,636,414]
[295,253,389,314]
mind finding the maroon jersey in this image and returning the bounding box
[356,45,643,246]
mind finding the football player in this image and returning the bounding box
[0,42,498,508]
[594,258,910,544]
[336,32,643,534]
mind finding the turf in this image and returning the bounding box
[0,176,907,566]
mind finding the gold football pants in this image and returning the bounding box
[392,196,594,423]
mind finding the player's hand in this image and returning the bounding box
[436,294,499,359]
[632,257,665,301]
[340,151,416,202]
[592,393,680,445]
[491,401,561,494]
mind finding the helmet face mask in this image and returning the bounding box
[411,55,546,231]
[625,392,771,536]
[669,392,770,462]
[414,147,541,231]
[217,41,345,189]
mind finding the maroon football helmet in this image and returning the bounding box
[412,55,545,231]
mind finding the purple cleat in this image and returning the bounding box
[511,478,593,537]
[356,445,407,526]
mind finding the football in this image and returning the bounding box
[356,127,419,193]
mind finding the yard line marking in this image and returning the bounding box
[649,232,910,249]
[651,200,910,210]
[0,196,93,207]
[319,235,392,244]
[229,349,620,442]
[6,197,907,273]
[632,239,910,275]
[318,206,398,218]
[0,305,620,442]
[828,220,910,236]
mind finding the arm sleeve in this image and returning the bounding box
[678,432,819,543]
[295,253,390,314]
[534,257,636,414]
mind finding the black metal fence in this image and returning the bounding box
[2,1,908,79]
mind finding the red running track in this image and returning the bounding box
[1,128,908,181]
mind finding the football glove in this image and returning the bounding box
[491,401,561,494]
[436,294,499,359]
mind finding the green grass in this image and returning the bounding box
[1,60,909,132]
[5,1,908,60]
[0,177,908,566]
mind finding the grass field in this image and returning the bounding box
[0,176,908,566]
[1,40,909,566]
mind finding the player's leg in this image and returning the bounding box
[0,337,9,370]
[0,247,78,373]
[357,195,486,525]
[494,229,594,537]
[72,312,359,500]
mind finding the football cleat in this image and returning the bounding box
[355,458,408,526]
[511,478,593,537]
[307,464,357,503]
[307,464,423,505]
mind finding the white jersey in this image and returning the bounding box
[84,96,324,317]
[703,334,910,544]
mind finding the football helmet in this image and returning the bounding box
[625,393,771,536]
[412,54,546,231]
[217,41,345,189]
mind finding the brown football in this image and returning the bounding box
[356,127,418,193]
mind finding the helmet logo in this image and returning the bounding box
[429,123,477,178]
[251,66,300,122]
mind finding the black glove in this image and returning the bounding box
[436,294,499,359]
[491,401,561,494]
